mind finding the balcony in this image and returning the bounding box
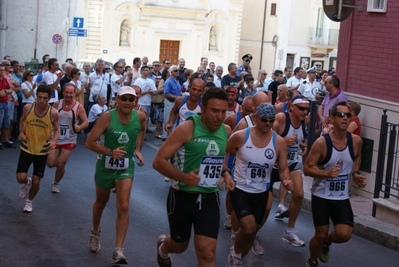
[307,28,339,50]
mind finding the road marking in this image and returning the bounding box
[144,141,160,151]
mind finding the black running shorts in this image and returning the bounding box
[16,150,48,178]
[311,194,354,227]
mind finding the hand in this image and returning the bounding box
[353,172,367,188]
[219,173,235,192]
[183,169,200,187]
[74,124,81,132]
[47,141,56,150]
[18,133,26,142]
[58,70,65,78]
[282,179,294,191]
[164,123,173,133]
[299,140,307,156]
[112,146,127,160]
[135,151,145,166]
[285,135,297,146]
[326,164,340,178]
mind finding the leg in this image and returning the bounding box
[46,147,61,168]
[194,235,217,267]
[287,170,304,229]
[92,183,111,232]
[114,178,133,248]
[260,192,273,226]
[327,224,353,243]
[309,225,329,261]
[53,148,74,184]
[234,216,258,258]
[27,175,42,201]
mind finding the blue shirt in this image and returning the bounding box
[164,77,181,98]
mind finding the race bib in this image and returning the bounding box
[198,156,223,187]
[59,124,70,139]
[105,156,129,170]
[325,174,349,199]
[246,162,269,185]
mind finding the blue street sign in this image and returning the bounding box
[68,28,87,37]
[73,17,84,28]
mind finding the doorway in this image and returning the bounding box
[286,54,295,68]
[159,40,180,65]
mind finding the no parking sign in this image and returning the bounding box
[52,34,62,45]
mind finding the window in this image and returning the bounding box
[271,3,277,16]
[316,8,324,37]
[367,0,387,12]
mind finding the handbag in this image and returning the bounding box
[151,92,165,104]
[11,90,18,101]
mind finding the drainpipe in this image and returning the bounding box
[259,0,267,69]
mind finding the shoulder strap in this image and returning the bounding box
[244,127,251,144]
[235,112,241,127]
[281,112,291,137]
[272,131,277,148]
[320,134,333,165]
[347,132,355,161]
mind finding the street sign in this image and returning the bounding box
[52,34,62,44]
[73,17,84,28]
[68,28,87,37]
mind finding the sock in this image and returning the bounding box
[26,199,32,203]
[278,203,285,209]
[231,249,241,259]
[226,214,231,219]
[158,243,169,258]
[285,228,295,234]
[230,230,237,239]
[115,247,122,251]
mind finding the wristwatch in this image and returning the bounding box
[107,149,113,157]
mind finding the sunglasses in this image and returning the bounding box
[3,64,10,66]
[245,59,251,63]
[28,74,34,77]
[259,117,275,123]
[335,112,352,118]
[295,105,310,112]
[153,64,160,67]
[261,73,267,75]
[119,96,135,102]
[166,63,171,65]
[172,69,178,72]
[77,72,81,75]
[104,68,110,71]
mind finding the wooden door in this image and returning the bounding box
[159,40,180,65]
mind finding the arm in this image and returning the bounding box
[18,104,32,141]
[153,121,200,186]
[273,113,297,146]
[74,104,89,131]
[351,135,367,187]
[304,137,340,179]
[220,130,244,191]
[135,111,146,166]
[165,97,182,132]
[21,83,36,98]
[275,135,294,190]
[223,114,236,130]
[317,105,327,127]
[157,79,165,94]
[347,121,358,133]
[49,108,60,150]
[85,112,127,159]
[45,72,64,90]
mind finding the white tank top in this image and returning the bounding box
[244,115,254,128]
[311,132,355,200]
[176,96,201,126]
[233,127,277,193]
[225,103,240,119]
[57,99,79,145]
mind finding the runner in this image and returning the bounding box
[17,85,60,212]
[85,86,145,264]
[153,87,234,267]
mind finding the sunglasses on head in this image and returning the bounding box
[259,117,275,123]
[334,112,352,118]
[119,96,135,102]
[295,105,310,112]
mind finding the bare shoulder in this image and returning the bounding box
[352,133,363,146]
[224,124,232,137]
[137,109,146,121]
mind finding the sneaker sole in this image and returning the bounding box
[282,237,305,247]
[112,258,127,264]
[23,210,32,213]
[251,246,264,256]
[223,225,232,230]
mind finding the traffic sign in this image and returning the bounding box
[52,34,62,44]
[68,28,87,37]
[73,17,84,28]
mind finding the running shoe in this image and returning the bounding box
[23,201,32,213]
[251,235,264,256]
[88,228,101,253]
[19,177,32,199]
[223,216,232,230]
[3,141,16,148]
[282,231,305,247]
[319,242,330,263]
[51,182,60,193]
[275,205,289,219]
[112,248,128,264]
[157,235,172,267]
[227,252,242,267]
[305,259,318,267]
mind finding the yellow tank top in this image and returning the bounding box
[20,104,53,155]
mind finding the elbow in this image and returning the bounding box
[303,165,310,176]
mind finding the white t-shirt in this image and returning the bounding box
[287,76,303,89]
[134,77,156,106]
[88,104,108,122]
[21,81,36,103]
[89,72,109,102]
[42,71,59,103]
[111,73,123,96]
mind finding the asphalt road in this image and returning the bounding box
[1,133,398,267]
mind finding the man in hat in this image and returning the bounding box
[237,54,253,76]
[313,62,323,81]
[225,87,242,119]
[85,86,145,264]
[224,103,293,266]
[298,67,321,101]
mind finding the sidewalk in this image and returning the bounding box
[271,175,399,252]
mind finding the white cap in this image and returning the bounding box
[118,86,137,96]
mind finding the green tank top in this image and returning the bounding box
[171,114,227,193]
[95,109,140,178]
